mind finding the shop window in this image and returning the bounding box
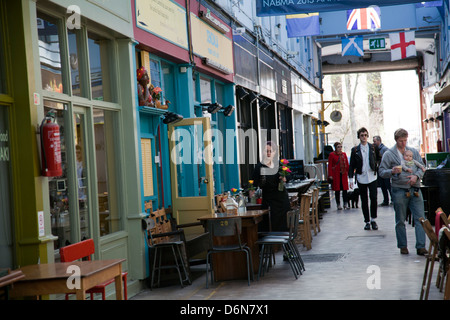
[93,108,121,236]
[149,59,161,88]
[200,77,212,104]
[0,18,6,94]
[0,106,13,268]
[68,29,84,97]
[88,32,113,102]
[45,101,73,251]
[37,13,65,93]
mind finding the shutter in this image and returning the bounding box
[141,138,154,197]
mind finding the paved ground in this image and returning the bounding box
[132,189,445,301]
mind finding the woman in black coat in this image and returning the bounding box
[252,141,290,232]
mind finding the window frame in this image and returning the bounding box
[36,8,126,249]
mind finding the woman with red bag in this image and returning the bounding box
[328,142,350,210]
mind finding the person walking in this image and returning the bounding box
[378,128,428,255]
[373,135,392,206]
[349,127,381,230]
[328,142,350,210]
[252,141,290,232]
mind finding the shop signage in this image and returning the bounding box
[369,37,386,50]
[256,0,436,16]
[135,0,188,49]
[38,211,45,237]
[199,9,230,34]
[191,13,233,75]
[0,130,8,162]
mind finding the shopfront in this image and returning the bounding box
[0,0,143,298]
[132,0,239,276]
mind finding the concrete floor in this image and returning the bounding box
[132,189,446,301]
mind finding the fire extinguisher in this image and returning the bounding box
[40,110,63,177]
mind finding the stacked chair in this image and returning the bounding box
[256,197,306,280]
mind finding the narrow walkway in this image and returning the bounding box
[132,189,444,300]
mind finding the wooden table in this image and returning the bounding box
[9,259,125,300]
[198,210,268,282]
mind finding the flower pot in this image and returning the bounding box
[155,100,168,110]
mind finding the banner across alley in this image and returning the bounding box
[256,0,440,16]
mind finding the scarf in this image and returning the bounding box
[336,151,346,174]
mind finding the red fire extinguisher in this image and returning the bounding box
[40,110,63,177]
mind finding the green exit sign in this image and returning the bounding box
[369,38,386,50]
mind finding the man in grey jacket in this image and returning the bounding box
[378,128,428,255]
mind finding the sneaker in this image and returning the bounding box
[371,221,378,230]
[337,206,342,210]
[417,248,428,256]
[364,222,371,230]
[400,247,409,254]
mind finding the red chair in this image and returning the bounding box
[59,239,128,300]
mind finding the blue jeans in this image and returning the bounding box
[391,187,426,249]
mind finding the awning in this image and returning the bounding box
[434,85,450,103]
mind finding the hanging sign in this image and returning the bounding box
[256,0,437,16]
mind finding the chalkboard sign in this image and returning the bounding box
[286,159,305,181]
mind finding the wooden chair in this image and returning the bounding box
[310,188,320,235]
[419,218,439,300]
[443,228,450,300]
[296,193,312,250]
[59,239,128,300]
[437,208,450,227]
[435,208,450,292]
[142,217,191,289]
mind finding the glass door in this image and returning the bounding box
[168,117,214,235]
[73,107,91,241]
[46,101,92,252]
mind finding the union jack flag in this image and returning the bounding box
[347,7,381,31]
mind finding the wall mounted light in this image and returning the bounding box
[200,102,222,114]
[162,112,183,124]
[259,99,270,110]
[223,105,235,117]
[436,114,444,121]
[236,87,249,100]
[248,91,259,103]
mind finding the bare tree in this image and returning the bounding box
[345,73,360,146]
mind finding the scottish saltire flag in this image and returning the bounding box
[342,36,364,56]
[286,13,320,37]
[389,31,416,61]
[346,7,381,30]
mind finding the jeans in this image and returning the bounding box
[357,179,378,223]
[391,187,426,249]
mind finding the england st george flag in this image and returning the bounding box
[389,31,416,61]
